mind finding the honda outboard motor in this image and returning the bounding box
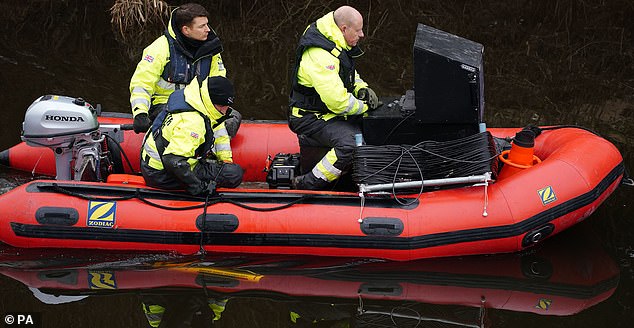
[21,95,104,180]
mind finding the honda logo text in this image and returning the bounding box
[45,115,85,122]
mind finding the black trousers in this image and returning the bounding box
[289,114,361,181]
[141,159,243,191]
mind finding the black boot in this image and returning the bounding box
[292,171,331,190]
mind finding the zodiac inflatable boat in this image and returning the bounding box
[0,95,626,260]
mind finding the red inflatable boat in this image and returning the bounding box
[0,98,625,260]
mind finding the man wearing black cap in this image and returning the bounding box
[140,76,243,195]
[130,3,241,137]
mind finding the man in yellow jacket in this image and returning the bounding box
[288,6,380,190]
[130,3,241,136]
[140,76,243,195]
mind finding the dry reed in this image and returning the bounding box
[109,0,170,40]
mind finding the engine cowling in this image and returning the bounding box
[21,95,102,180]
[22,95,98,146]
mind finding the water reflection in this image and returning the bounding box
[0,230,620,327]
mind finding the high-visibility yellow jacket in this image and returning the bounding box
[141,78,233,171]
[289,12,369,121]
[129,12,226,118]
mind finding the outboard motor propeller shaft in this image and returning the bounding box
[21,95,103,181]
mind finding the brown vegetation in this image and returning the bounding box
[109,0,170,56]
[0,0,631,134]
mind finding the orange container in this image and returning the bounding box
[498,130,541,179]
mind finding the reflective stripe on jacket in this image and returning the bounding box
[130,11,226,117]
[289,12,368,121]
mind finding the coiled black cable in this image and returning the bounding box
[352,132,499,187]
[104,134,137,174]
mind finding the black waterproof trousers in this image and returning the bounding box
[288,113,361,190]
[141,159,243,192]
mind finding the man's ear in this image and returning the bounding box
[181,25,190,37]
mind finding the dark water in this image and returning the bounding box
[0,1,633,327]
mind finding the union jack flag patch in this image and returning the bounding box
[190,131,199,139]
[143,55,154,63]
[325,64,335,70]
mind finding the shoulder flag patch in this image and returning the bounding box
[143,54,154,63]
[325,64,335,70]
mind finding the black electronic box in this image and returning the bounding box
[414,23,484,125]
[266,153,300,189]
[362,24,485,145]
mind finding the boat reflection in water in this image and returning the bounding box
[0,230,619,327]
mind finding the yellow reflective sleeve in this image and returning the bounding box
[353,70,369,94]
[129,37,169,116]
[213,122,233,162]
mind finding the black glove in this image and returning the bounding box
[357,88,381,110]
[133,113,151,133]
[163,154,207,195]
[224,107,242,138]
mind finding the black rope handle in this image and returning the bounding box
[49,183,316,212]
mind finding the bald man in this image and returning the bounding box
[288,6,380,190]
